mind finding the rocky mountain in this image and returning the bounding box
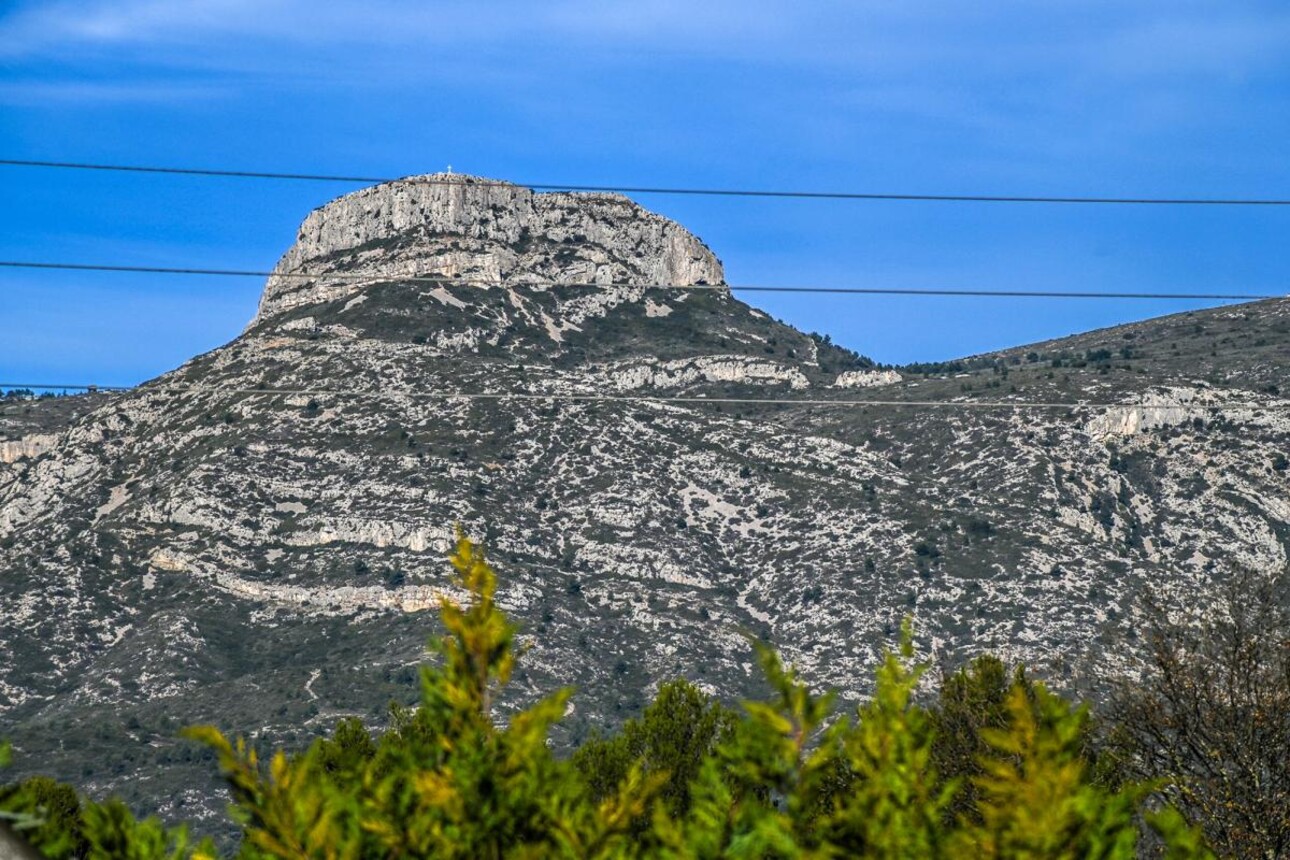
[2,174,1288,828]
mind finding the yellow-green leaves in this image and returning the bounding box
[439,528,516,716]
[945,684,1211,860]
[821,626,949,858]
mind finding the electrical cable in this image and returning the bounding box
[4,158,1290,206]
[0,261,1278,302]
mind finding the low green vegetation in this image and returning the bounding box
[2,534,1265,858]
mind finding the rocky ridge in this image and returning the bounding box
[256,173,723,330]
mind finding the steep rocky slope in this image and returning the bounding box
[1,174,1287,827]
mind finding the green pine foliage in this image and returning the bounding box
[573,679,735,821]
[1,534,1214,858]
[929,654,1021,822]
[0,746,211,860]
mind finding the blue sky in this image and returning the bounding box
[2,0,1289,386]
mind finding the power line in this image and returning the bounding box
[4,158,1290,206]
[0,261,1278,302]
[1,382,1281,412]
[1,383,130,392]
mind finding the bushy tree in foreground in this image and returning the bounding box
[3,534,1212,858]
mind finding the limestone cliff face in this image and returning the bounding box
[0,434,56,464]
[1084,387,1218,438]
[254,174,725,324]
[832,369,902,388]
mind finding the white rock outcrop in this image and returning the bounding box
[1085,387,1215,437]
[602,356,811,391]
[832,369,902,388]
[0,434,58,464]
[253,174,725,324]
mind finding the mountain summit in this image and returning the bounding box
[256,173,723,325]
[2,177,1288,829]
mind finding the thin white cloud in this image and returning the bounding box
[3,0,1288,146]
[1092,12,1290,79]
[0,79,228,106]
[0,0,297,53]
[5,0,1288,80]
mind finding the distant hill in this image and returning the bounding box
[2,174,1287,828]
